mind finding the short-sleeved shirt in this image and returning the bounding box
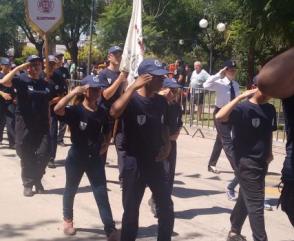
[282,95,294,181]
[12,73,53,134]
[58,104,109,156]
[229,100,277,163]
[167,102,183,135]
[98,68,122,110]
[0,72,16,109]
[121,92,169,164]
[174,66,186,87]
[190,69,210,89]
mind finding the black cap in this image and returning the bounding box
[81,75,107,88]
[26,55,42,63]
[223,60,237,68]
[0,57,10,65]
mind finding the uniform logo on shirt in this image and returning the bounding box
[137,115,146,126]
[107,78,112,85]
[28,85,34,91]
[55,85,59,90]
[45,88,50,93]
[251,118,260,128]
[161,115,164,124]
[79,121,87,130]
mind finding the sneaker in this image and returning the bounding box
[63,219,76,236]
[208,165,220,174]
[226,189,237,201]
[47,160,56,169]
[23,186,34,197]
[35,181,45,194]
[107,229,120,241]
[227,232,247,241]
[264,201,273,211]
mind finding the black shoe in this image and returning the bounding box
[58,141,66,147]
[35,181,45,194]
[227,232,247,241]
[48,160,56,169]
[208,165,220,174]
[23,186,34,197]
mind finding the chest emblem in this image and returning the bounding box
[137,115,146,126]
[55,85,59,90]
[79,121,87,130]
[107,78,112,85]
[251,118,260,128]
[28,85,34,91]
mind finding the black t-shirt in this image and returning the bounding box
[12,73,54,133]
[0,72,16,108]
[174,66,186,86]
[54,67,70,82]
[282,95,294,181]
[167,102,183,135]
[98,68,123,110]
[229,100,277,163]
[58,104,109,156]
[121,92,169,164]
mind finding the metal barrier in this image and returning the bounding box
[181,87,286,142]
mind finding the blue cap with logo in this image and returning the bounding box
[223,60,237,68]
[26,55,42,63]
[47,55,58,63]
[163,77,181,88]
[108,46,123,54]
[0,57,10,65]
[81,75,107,88]
[138,59,169,76]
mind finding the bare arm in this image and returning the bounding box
[110,74,152,119]
[54,85,89,116]
[102,72,127,100]
[0,63,30,87]
[215,89,257,122]
[257,47,294,99]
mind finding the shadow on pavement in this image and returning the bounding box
[175,206,232,219]
[0,220,58,239]
[172,186,224,198]
[185,173,201,178]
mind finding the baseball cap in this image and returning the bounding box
[47,55,58,63]
[223,60,237,68]
[26,55,42,63]
[108,46,122,54]
[137,59,169,76]
[54,52,64,58]
[81,75,107,88]
[163,78,181,88]
[0,57,10,65]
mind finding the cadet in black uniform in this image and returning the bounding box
[54,75,119,240]
[110,59,174,241]
[257,47,294,226]
[98,46,127,164]
[46,55,68,168]
[216,88,277,241]
[54,53,70,146]
[0,55,54,197]
[160,78,183,194]
[0,57,15,147]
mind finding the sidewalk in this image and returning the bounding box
[0,130,293,241]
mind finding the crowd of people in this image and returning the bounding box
[0,46,293,241]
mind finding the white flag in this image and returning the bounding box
[120,0,144,85]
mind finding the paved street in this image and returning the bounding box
[0,128,293,241]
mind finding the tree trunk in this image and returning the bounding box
[35,42,44,58]
[247,44,255,89]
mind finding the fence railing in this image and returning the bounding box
[180,87,286,142]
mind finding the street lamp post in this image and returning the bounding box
[87,0,95,75]
[199,18,226,74]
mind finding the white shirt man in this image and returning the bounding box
[190,61,210,91]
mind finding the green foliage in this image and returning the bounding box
[22,46,38,57]
[78,44,103,63]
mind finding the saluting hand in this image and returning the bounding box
[219,67,228,79]
[17,62,30,71]
[239,88,258,100]
[132,74,152,90]
[72,85,89,95]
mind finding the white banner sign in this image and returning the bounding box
[25,0,63,34]
[120,0,144,85]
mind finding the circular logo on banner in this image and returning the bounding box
[37,0,54,14]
